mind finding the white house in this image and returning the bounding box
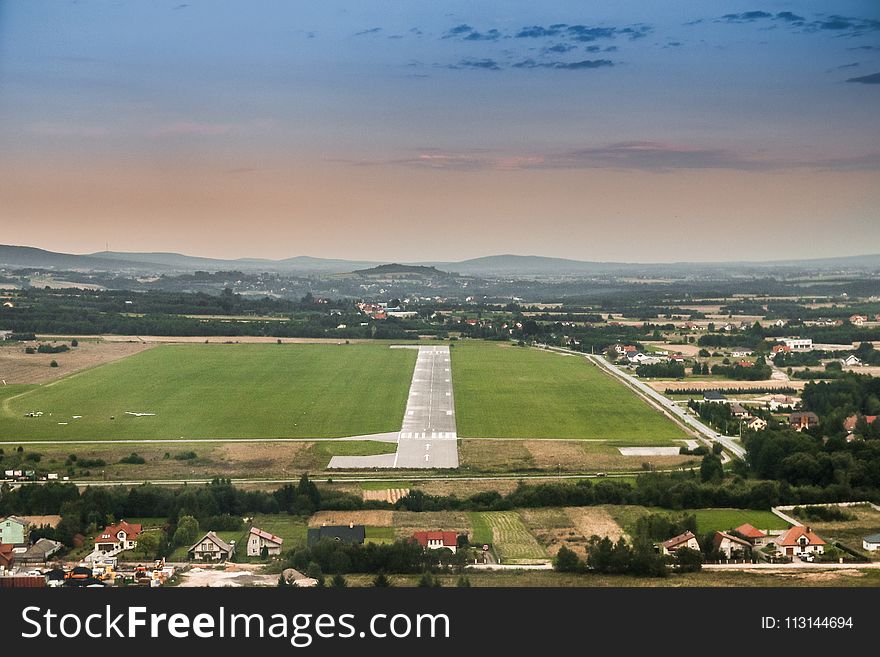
[412,531,458,553]
[659,531,700,555]
[188,532,235,562]
[776,526,825,558]
[93,520,142,555]
[862,533,880,552]
[712,531,752,558]
[745,416,768,431]
[247,527,283,557]
[840,355,862,367]
[781,338,813,351]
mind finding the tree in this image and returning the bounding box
[50,360,58,368]
[455,576,471,587]
[330,573,348,588]
[700,453,724,484]
[554,545,582,573]
[136,530,161,559]
[173,515,200,546]
[372,572,392,587]
[674,547,703,573]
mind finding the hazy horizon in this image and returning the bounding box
[1,1,878,262]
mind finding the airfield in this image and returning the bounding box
[0,338,695,480]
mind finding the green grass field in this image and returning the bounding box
[683,509,790,534]
[468,511,547,563]
[452,343,688,441]
[0,343,417,441]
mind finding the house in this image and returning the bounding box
[771,344,791,356]
[840,355,862,367]
[732,523,768,547]
[773,319,786,328]
[703,391,728,403]
[187,532,235,562]
[94,520,142,554]
[789,412,820,432]
[862,533,880,552]
[667,354,685,363]
[776,526,826,557]
[0,516,29,545]
[659,530,700,555]
[745,416,768,431]
[731,349,753,357]
[0,543,15,570]
[769,395,797,411]
[850,315,868,326]
[246,527,283,557]
[729,403,750,419]
[307,524,366,547]
[412,531,458,554]
[781,338,813,351]
[19,538,63,565]
[712,531,753,558]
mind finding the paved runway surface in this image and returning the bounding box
[328,345,459,469]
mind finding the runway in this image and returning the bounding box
[328,345,459,469]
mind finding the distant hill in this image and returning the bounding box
[2,244,879,278]
[352,263,451,277]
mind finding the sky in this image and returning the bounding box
[0,0,878,263]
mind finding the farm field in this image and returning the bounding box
[607,506,790,535]
[0,440,396,481]
[468,511,548,563]
[0,342,417,441]
[451,342,688,441]
[459,439,697,474]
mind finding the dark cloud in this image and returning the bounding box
[464,28,501,41]
[442,24,474,39]
[847,72,880,84]
[514,23,651,42]
[354,27,382,36]
[512,58,614,70]
[848,45,878,50]
[544,43,575,54]
[721,11,773,23]
[775,12,806,23]
[449,58,501,71]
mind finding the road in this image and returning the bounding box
[539,345,746,459]
[327,345,459,469]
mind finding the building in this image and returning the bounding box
[19,538,63,565]
[862,533,880,552]
[776,526,826,558]
[730,349,753,357]
[0,543,14,570]
[789,412,820,432]
[187,532,235,562]
[246,527,283,557]
[732,523,768,547]
[0,516,29,545]
[840,355,862,367]
[703,391,728,403]
[745,417,767,431]
[780,338,813,351]
[850,315,868,326]
[412,531,458,553]
[729,403,749,419]
[712,531,753,558]
[307,524,366,547]
[94,520,142,555]
[659,531,700,555]
[768,395,797,411]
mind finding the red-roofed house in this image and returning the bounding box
[94,520,142,554]
[733,523,768,547]
[247,526,284,557]
[712,531,752,558]
[777,526,826,558]
[412,531,458,554]
[659,531,700,555]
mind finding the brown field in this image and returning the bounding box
[566,506,628,543]
[362,488,410,504]
[95,335,411,345]
[652,380,806,392]
[458,440,537,473]
[517,506,628,557]
[309,510,394,527]
[523,440,697,472]
[342,567,880,587]
[391,511,471,539]
[0,340,153,384]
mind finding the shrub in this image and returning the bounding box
[25,346,35,354]
[173,451,198,461]
[119,453,146,465]
[50,360,58,368]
